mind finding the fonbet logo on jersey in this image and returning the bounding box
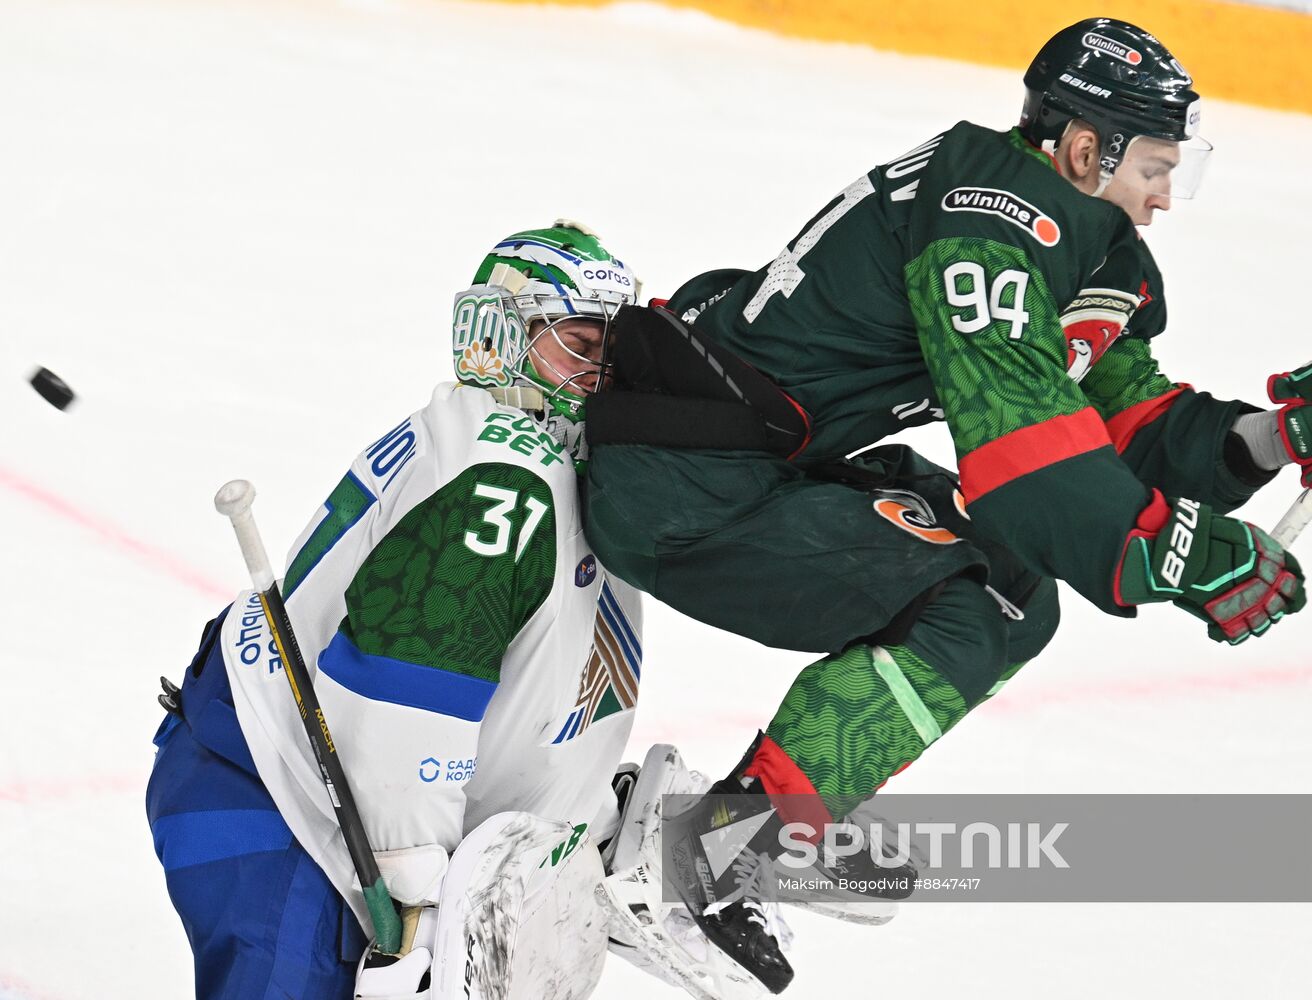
[942,188,1061,247]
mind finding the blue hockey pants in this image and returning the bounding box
[145,609,367,1000]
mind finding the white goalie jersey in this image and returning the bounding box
[221,383,642,928]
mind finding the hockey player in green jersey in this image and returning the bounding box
[584,18,1311,993]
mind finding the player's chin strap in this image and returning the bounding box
[489,385,547,410]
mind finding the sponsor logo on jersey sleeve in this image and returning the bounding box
[575,554,597,587]
[941,187,1061,247]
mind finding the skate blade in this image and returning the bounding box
[785,898,898,926]
[597,873,768,1000]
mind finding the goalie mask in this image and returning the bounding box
[452,221,640,423]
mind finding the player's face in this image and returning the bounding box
[528,317,608,394]
[1102,136,1181,226]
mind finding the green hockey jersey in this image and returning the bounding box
[667,122,1260,615]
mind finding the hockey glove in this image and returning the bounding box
[1270,363,1312,486]
[1117,494,1306,644]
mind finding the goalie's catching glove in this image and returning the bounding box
[1116,493,1306,644]
[1270,363,1312,486]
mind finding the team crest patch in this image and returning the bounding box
[547,580,641,745]
[942,187,1061,247]
[1061,288,1139,383]
[575,554,597,587]
[450,291,521,388]
[456,340,504,384]
[873,490,960,545]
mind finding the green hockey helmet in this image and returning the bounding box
[1020,18,1211,198]
[451,220,639,422]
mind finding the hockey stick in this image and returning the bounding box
[1272,488,1312,551]
[214,479,403,955]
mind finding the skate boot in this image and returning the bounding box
[661,773,794,994]
[599,744,793,1000]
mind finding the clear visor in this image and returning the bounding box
[1109,133,1213,201]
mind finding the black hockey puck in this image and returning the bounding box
[29,367,76,410]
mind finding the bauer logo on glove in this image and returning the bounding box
[1117,493,1307,644]
[1269,363,1312,486]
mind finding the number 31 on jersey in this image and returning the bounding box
[464,483,550,562]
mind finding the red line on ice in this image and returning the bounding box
[0,771,145,806]
[980,663,1312,714]
[0,465,230,601]
[0,970,78,1000]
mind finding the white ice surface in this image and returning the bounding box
[1,1,1310,997]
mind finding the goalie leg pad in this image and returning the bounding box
[356,812,607,1000]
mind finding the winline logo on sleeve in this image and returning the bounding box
[942,187,1061,247]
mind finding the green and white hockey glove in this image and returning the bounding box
[1116,493,1306,644]
[1270,363,1312,486]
